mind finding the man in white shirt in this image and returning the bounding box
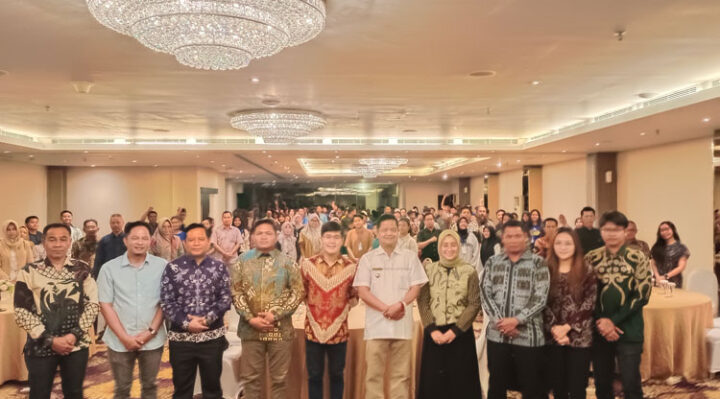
[352,214,428,399]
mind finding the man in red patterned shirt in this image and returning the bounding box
[300,221,358,399]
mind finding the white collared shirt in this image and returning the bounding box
[353,245,427,340]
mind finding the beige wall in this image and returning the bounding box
[498,169,523,213]
[0,159,47,225]
[469,176,485,207]
[66,166,229,230]
[542,158,589,221]
[618,137,714,276]
[398,181,457,209]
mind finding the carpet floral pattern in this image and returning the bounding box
[1,344,720,398]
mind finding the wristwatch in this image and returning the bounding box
[148,327,157,336]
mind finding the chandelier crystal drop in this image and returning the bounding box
[359,157,409,170]
[352,166,381,179]
[230,108,326,144]
[86,0,326,70]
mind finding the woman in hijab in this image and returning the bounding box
[417,230,482,398]
[278,221,299,262]
[0,220,36,281]
[19,225,43,261]
[479,225,502,275]
[457,217,481,271]
[299,213,322,258]
[149,217,183,261]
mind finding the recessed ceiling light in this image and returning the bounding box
[267,155,272,158]
[210,160,215,164]
[28,154,34,158]
[2,150,10,154]
[153,164,158,167]
[261,98,281,106]
[561,149,567,153]
[131,160,137,163]
[262,150,266,153]
[442,173,448,180]
[83,150,89,154]
[496,162,502,167]
[250,77,260,83]
[90,164,96,168]
[703,117,711,123]
[516,159,521,163]
[595,142,601,146]
[639,132,646,136]
[195,154,200,158]
[335,155,340,159]
[469,70,496,78]
[531,80,541,86]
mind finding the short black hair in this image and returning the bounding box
[501,219,526,233]
[124,220,151,235]
[202,217,214,223]
[352,214,364,221]
[321,221,342,235]
[60,210,73,217]
[581,206,596,216]
[24,216,39,225]
[43,223,71,237]
[599,211,629,229]
[399,217,411,226]
[185,222,211,238]
[423,212,434,220]
[222,211,233,217]
[460,206,472,213]
[251,219,276,234]
[543,217,558,227]
[148,210,157,216]
[83,219,98,228]
[377,214,398,228]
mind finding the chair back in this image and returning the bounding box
[686,269,718,315]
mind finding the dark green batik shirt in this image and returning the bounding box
[585,245,652,344]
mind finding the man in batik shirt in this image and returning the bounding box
[301,221,357,399]
[14,223,99,399]
[161,223,231,399]
[232,219,304,399]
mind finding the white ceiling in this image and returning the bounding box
[0,0,719,180]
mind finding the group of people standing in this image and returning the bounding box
[1,201,692,399]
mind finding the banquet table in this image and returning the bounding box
[641,287,713,381]
[257,303,424,399]
[0,302,28,385]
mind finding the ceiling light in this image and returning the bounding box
[261,98,281,106]
[90,164,96,168]
[496,162,502,167]
[250,77,260,84]
[531,80,541,86]
[442,173,448,180]
[131,160,137,163]
[72,81,94,94]
[153,164,158,167]
[469,70,496,78]
[703,117,711,123]
[561,149,567,153]
[2,150,10,154]
[230,108,326,143]
[640,132,646,136]
[86,0,326,70]
[595,142,601,146]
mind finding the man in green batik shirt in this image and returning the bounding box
[417,213,441,262]
[585,211,651,399]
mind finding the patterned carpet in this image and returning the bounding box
[2,344,720,398]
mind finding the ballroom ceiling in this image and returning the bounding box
[0,0,718,180]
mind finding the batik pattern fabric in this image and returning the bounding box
[300,254,357,344]
[13,257,99,357]
[160,255,231,342]
[231,249,304,341]
[543,263,597,348]
[480,250,550,347]
[71,237,98,266]
[417,260,481,334]
[585,245,652,344]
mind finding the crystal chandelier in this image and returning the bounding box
[230,108,326,143]
[352,166,381,179]
[359,157,409,170]
[86,0,326,70]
